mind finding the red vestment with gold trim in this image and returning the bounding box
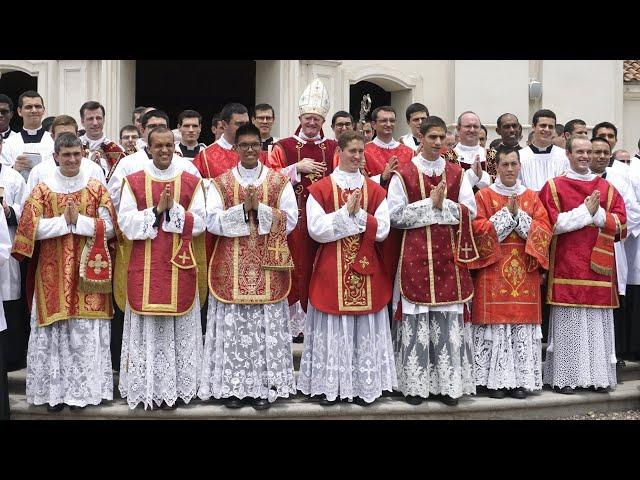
[363,142,414,177]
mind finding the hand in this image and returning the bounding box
[63,203,71,225]
[430,181,446,210]
[296,158,326,175]
[164,184,174,211]
[507,195,519,216]
[13,155,31,172]
[472,155,483,178]
[382,156,399,181]
[584,190,600,216]
[157,185,172,214]
[251,186,260,211]
[3,200,9,217]
[346,189,361,215]
[66,200,79,225]
[244,186,254,212]
[90,151,102,164]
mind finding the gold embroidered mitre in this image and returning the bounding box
[298,79,330,119]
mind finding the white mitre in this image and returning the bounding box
[298,78,330,119]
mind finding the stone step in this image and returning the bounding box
[8,379,640,420]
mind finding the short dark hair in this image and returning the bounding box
[555,123,564,136]
[0,94,13,111]
[419,116,447,136]
[593,121,618,139]
[80,101,105,120]
[54,132,82,154]
[489,138,502,149]
[119,124,139,139]
[532,109,556,126]
[566,135,590,153]
[480,125,488,135]
[51,115,78,135]
[331,110,353,127]
[253,103,275,118]
[18,90,44,108]
[132,106,146,123]
[140,109,169,129]
[220,103,248,123]
[337,130,365,150]
[234,123,261,144]
[211,114,222,127]
[371,106,395,122]
[41,116,56,132]
[405,103,429,122]
[148,126,174,146]
[496,113,519,128]
[177,109,202,126]
[591,136,612,150]
[564,119,586,135]
[495,145,520,164]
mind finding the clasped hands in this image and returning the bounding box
[584,190,600,216]
[156,184,174,214]
[243,185,261,213]
[63,199,79,226]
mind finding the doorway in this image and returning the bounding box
[0,70,38,131]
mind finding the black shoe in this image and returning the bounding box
[160,401,178,410]
[69,405,86,411]
[353,397,371,407]
[47,404,65,413]
[439,395,459,406]
[319,395,338,406]
[509,388,527,399]
[292,334,304,344]
[616,359,626,368]
[488,388,506,399]
[224,396,244,409]
[404,395,423,405]
[555,386,575,395]
[591,386,609,393]
[252,398,271,410]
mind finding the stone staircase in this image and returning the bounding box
[7,343,640,420]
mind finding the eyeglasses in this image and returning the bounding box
[237,142,261,151]
[334,122,352,128]
[121,135,139,140]
[0,109,10,115]
[255,116,274,122]
[375,118,396,124]
[21,105,44,111]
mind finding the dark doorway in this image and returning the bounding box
[135,60,256,146]
[0,70,38,131]
[349,80,391,124]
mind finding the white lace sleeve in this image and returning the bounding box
[162,202,186,234]
[117,183,158,241]
[306,195,363,243]
[514,209,532,239]
[281,164,300,184]
[555,203,594,234]
[257,202,273,235]
[489,207,517,242]
[218,204,250,237]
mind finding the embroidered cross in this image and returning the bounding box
[359,256,370,269]
[88,254,108,274]
[268,241,288,262]
[461,243,473,257]
[178,251,190,265]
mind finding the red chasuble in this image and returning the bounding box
[443,148,497,182]
[394,161,479,307]
[363,142,415,177]
[539,175,627,308]
[208,169,292,304]
[467,188,552,324]
[307,176,391,315]
[266,126,337,311]
[124,170,204,316]
[12,179,116,327]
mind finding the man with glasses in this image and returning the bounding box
[1,91,53,173]
[399,103,429,153]
[252,103,278,153]
[446,111,492,190]
[330,111,354,168]
[119,125,140,155]
[0,94,17,141]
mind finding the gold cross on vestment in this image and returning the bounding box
[359,256,370,269]
[268,241,288,262]
[88,254,108,274]
[178,251,190,265]
[461,243,473,257]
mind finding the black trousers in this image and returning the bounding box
[3,261,30,372]
[110,295,124,371]
[0,330,10,420]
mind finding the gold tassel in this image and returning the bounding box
[590,261,612,277]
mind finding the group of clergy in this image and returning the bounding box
[0,79,635,418]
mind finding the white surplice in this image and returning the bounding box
[1,128,54,167]
[518,144,569,192]
[0,165,26,300]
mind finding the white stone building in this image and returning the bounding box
[0,60,637,153]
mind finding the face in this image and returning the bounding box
[419,126,446,160]
[149,131,175,170]
[408,111,428,137]
[234,133,261,168]
[212,121,225,140]
[567,138,592,174]
[55,145,83,177]
[589,140,611,174]
[552,136,566,149]
[224,113,250,139]
[0,102,13,131]
[362,122,374,142]
[614,151,631,165]
[332,116,353,139]
[456,113,480,146]
[532,116,555,146]
[299,113,324,138]
[566,124,588,138]
[18,96,45,128]
[252,108,275,137]
[372,110,396,138]
[496,115,519,146]
[178,117,201,144]
[594,127,617,149]
[120,129,139,150]
[478,129,487,148]
[53,125,78,140]
[338,138,365,173]
[496,152,521,187]
[444,132,456,148]
[81,108,104,139]
[142,116,168,142]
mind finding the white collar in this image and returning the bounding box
[490,177,526,196]
[413,154,445,176]
[455,142,482,153]
[566,167,595,181]
[233,161,267,186]
[54,168,88,192]
[332,168,364,190]
[146,161,178,179]
[24,126,43,135]
[217,135,234,150]
[373,137,400,149]
[294,132,325,145]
